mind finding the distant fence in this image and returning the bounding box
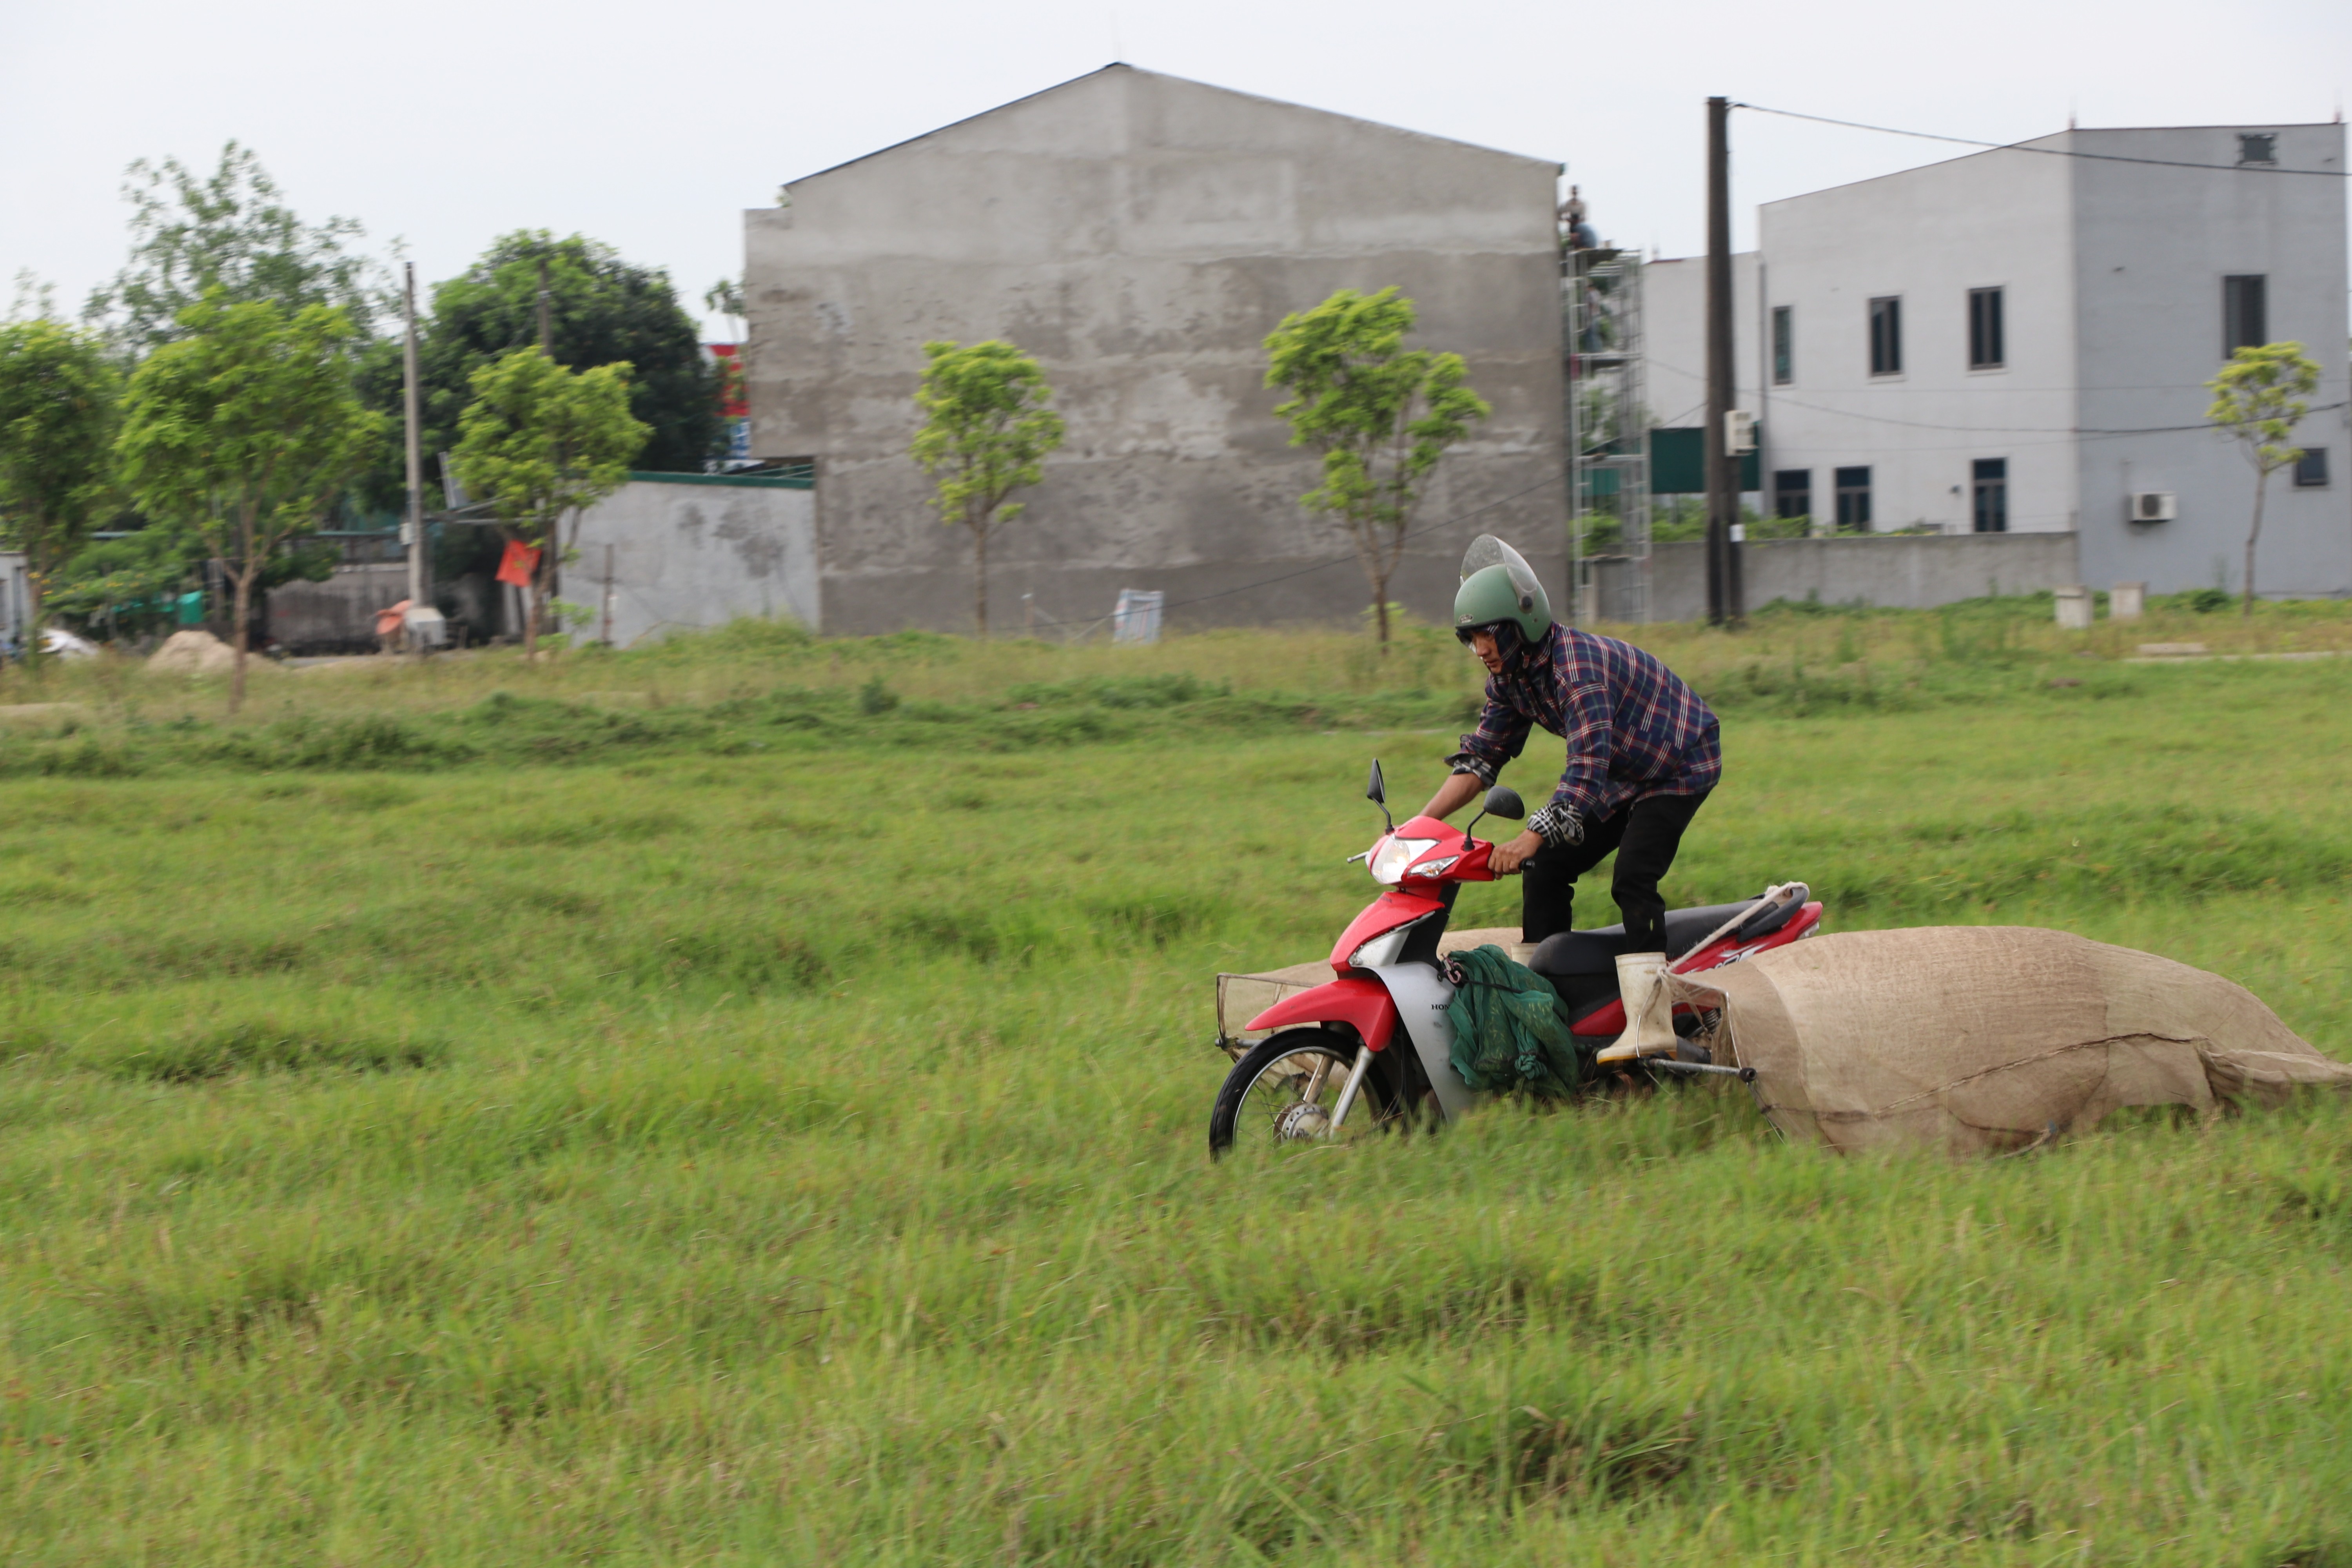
[1581,533,2083,623]
[263,473,820,653]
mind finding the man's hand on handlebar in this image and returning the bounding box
[1486,829,1546,875]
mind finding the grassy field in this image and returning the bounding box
[4,604,2352,1564]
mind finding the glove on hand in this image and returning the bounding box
[1528,801,1584,850]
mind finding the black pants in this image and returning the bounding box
[1521,789,1710,948]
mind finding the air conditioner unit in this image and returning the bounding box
[2129,491,2177,523]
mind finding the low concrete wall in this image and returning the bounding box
[1585,532,2084,623]
[818,506,1573,640]
[268,563,408,652]
[570,474,818,644]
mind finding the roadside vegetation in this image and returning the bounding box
[4,608,2352,1563]
[4,588,2350,773]
[2,143,719,660]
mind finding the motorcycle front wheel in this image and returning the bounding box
[1207,1030,1396,1159]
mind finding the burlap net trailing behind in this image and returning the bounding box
[1668,926,2352,1154]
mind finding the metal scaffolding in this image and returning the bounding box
[1564,246,1650,625]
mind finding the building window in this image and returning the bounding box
[2239,133,2277,165]
[2296,448,2331,488]
[1968,287,2005,370]
[1835,466,1872,530]
[1868,296,1902,376]
[1774,468,1810,519]
[2223,275,2267,355]
[1771,306,1793,385]
[1972,458,2009,533]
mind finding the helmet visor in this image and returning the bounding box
[1455,621,1521,655]
[1459,535,1545,613]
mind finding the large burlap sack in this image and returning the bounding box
[1668,927,2352,1153]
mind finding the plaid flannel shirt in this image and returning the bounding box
[1447,625,1721,831]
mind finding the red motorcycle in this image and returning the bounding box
[1207,760,1822,1156]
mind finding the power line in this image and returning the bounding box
[1651,352,2287,399]
[1641,347,2347,436]
[1639,352,2346,440]
[1757,391,2349,438]
[1732,102,2352,178]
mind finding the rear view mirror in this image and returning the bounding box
[1365,760,1387,806]
[1462,782,1522,848]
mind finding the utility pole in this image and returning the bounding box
[401,262,426,650]
[536,254,554,646]
[601,542,615,647]
[1704,95,1743,626]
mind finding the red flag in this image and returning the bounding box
[496,540,541,587]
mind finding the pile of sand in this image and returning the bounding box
[147,629,239,676]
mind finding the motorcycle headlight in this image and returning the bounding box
[1368,836,1439,885]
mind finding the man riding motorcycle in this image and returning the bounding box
[1414,537,1721,951]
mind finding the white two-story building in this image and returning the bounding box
[1650,122,2349,597]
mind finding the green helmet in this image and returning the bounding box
[1453,535,1552,642]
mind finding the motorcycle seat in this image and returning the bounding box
[1525,898,1801,979]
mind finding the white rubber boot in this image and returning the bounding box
[1595,952,1678,1063]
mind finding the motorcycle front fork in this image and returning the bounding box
[1327,1044,1377,1130]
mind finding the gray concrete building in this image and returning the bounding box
[1646,123,2349,599]
[742,64,1567,635]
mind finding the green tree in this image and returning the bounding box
[359,234,715,515]
[43,521,202,637]
[84,143,386,350]
[1263,288,1491,646]
[116,294,382,708]
[2207,341,2321,618]
[910,340,1066,637]
[0,319,120,669]
[702,277,746,339]
[451,348,647,657]
[43,518,334,644]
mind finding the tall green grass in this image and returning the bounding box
[5,589,2351,746]
[3,622,2350,1563]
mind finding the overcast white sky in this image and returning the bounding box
[4,0,2346,341]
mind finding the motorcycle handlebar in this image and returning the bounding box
[1461,839,1522,875]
